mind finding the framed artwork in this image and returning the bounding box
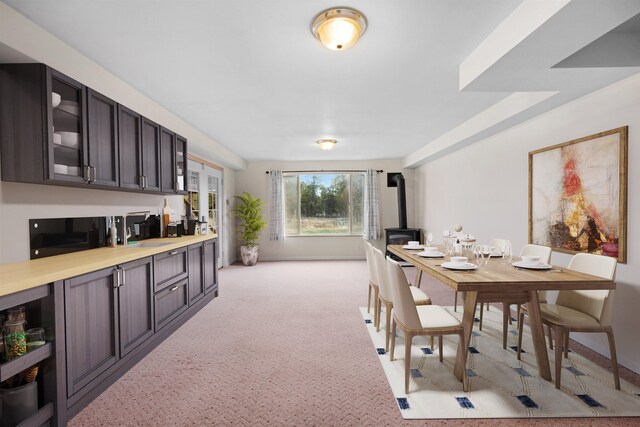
[529,126,628,263]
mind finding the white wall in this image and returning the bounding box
[413,72,640,373]
[234,160,413,261]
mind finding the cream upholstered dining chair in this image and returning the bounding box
[386,257,467,394]
[517,252,619,390]
[371,246,431,351]
[363,241,380,326]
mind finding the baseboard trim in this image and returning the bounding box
[258,256,366,261]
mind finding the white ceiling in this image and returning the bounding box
[2,1,639,166]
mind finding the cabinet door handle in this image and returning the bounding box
[85,165,91,182]
[91,166,97,183]
[170,285,179,292]
[144,175,148,189]
[121,269,126,286]
[114,268,121,288]
[168,250,178,256]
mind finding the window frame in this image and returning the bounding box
[284,171,365,237]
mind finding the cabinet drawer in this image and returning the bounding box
[154,279,188,331]
[153,247,187,291]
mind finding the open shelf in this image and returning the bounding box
[16,401,54,427]
[0,342,53,382]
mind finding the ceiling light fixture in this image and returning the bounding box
[311,7,367,51]
[316,139,337,150]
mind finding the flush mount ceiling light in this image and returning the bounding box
[311,7,367,51]
[316,139,337,150]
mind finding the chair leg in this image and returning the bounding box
[390,319,397,361]
[554,325,563,389]
[375,297,382,331]
[384,303,392,352]
[454,291,458,312]
[502,303,509,349]
[367,283,372,313]
[439,335,443,362]
[563,332,569,358]
[478,303,484,331]
[605,327,621,390]
[548,324,554,350]
[507,304,512,325]
[517,311,525,360]
[516,304,521,326]
[405,331,413,395]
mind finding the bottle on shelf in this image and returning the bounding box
[162,199,171,238]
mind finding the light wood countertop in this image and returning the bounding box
[0,234,217,298]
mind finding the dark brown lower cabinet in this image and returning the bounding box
[204,239,218,294]
[118,257,154,357]
[154,279,188,331]
[64,267,119,398]
[188,243,205,305]
[154,247,188,291]
[58,238,216,423]
[65,257,154,399]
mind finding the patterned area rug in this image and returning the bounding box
[361,306,640,419]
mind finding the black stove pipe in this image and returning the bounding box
[392,174,408,229]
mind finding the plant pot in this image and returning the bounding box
[240,245,259,266]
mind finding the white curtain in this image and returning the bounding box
[363,169,381,240]
[268,170,285,241]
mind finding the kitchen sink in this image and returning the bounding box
[122,241,173,248]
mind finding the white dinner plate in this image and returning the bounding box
[512,261,552,270]
[417,251,444,258]
[402,245,424,250]
[441,261,477,271]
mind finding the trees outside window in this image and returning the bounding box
[284,172,364,235]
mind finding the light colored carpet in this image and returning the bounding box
[361,306,640,419]
[69,261,640,426]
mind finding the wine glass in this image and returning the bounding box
[426,232,434,247]
[481,244,493,269]
[502,240,512,263]
[474,244,483,266]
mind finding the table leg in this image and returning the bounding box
[454,291,476,381]
[414,269,423,288]
[526,290,551,381]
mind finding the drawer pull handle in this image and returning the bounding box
[169,250,178,256]
[170,285,179,292]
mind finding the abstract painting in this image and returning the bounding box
[529,127,628,263]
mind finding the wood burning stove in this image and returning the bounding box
[385,173,421,261]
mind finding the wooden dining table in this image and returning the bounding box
[387,245,616,383]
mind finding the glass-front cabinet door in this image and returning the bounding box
[48,69,88,183]
[176,135,187,194]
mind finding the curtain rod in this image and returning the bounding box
[265,169,383,174]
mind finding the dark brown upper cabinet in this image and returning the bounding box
[160,127,177,193]
[0,64,89,186]
[0,63,187,195]
[118,105,143,190]
[141,117,162,192]
[87,89,119,187]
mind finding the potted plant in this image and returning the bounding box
[232,192,267,266]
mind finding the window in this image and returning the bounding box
[284,172,364,236]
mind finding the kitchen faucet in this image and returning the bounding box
[122,211,151,246]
